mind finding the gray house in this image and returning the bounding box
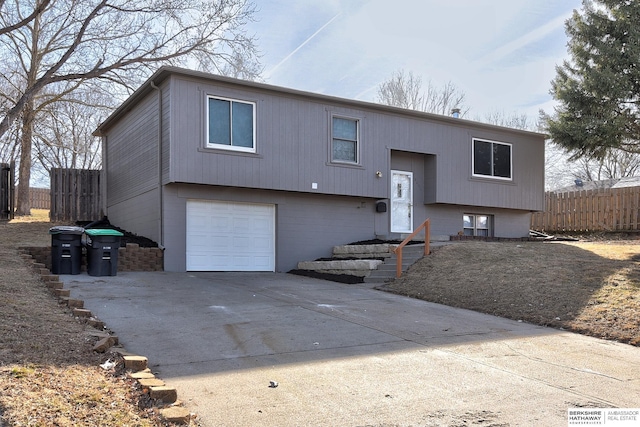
[94,66,545,272]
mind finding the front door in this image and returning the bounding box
[391,170,413,233]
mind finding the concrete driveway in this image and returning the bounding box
[62,272,640,426]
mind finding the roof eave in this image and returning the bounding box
[93,65,547,139]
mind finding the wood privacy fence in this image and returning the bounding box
[30,188,50,210]
[50,168,102,222]
[531,187,640,232]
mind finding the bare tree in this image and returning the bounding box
[545,142,576,191]
[477,110,536,131]
[33,86,108,172]
[219,48,263,82]
[0,0,260,214]
[0,0,51,36]
[572,150,640,182]
[377,70,468,116]
[476,110,584,190]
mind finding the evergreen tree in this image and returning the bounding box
[546,0,640,159]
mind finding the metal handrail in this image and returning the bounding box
[392,218,431,278]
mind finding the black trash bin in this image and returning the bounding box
[49,226,84,275]
[85,229,124,276]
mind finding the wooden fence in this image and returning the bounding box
[30,187,50,210]
[531,187,640,232]
[50,168,102,222]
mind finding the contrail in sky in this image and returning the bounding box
[474,12,571,68]
[266,13,341,79]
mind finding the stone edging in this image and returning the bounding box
[18,249,192,425]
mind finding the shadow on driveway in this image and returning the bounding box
[65,271,555,377]
[61,272,640,426]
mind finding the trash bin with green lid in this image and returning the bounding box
[85,228,124,276]
[49,226,84,275]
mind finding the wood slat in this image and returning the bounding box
[531,186,640,232]
[50,168,101,222]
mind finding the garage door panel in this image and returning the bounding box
[189,215,211,229]
[212,217,232,228]
[187,235,213,250]
[233,236,271,249]
[187,200,275,271]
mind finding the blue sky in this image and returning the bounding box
[250,0,583,121]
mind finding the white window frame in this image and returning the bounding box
[330,115,360,165]
[471,138,512,181]
[206,95,256,153]
[463,214,493,237]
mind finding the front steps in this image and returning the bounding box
[294,243,429,284]
[364,244,426,284]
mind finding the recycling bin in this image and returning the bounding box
[85,228,124,276]
[49,226,84,275]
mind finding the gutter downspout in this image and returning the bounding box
[101,137,108,218]
[150,81,164,249]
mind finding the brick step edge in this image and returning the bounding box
[118,355,195,424]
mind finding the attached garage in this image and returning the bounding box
[186,200,276,271]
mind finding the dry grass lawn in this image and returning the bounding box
[0,211,194,426]
[382,240,640,346]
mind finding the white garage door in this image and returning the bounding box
[186,200,275,271]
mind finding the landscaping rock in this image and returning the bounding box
[66,298,84,309]
[73,308,92,318]
[160,406,191,424]
[87,318,105,329]
[54,288,70,297]
[138,378,165,387]
[47,281,63,289]
[123,355,148,371]
[129,370,155,380]
[93,336,116,353]
[149,386,177,403]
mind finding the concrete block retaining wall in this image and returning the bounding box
[22,244,164,272]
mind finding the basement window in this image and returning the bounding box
[463,214,492,237]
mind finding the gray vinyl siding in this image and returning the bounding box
[103,88,164,245]
[96,68,546,265]
[166,75,388,197]
[106,188,161,244]
[425,204,532,239]
[161,74,543,211]
[162,183,377,272]
[105,91,160,205]
[160,80,171,185]
[161,183,531,272]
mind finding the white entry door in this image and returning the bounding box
[186,200,275,271]
[391,170,413,233]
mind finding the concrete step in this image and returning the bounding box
[374,260,421,271]
[296,259,384,277]
[362,276,391,284]
[332,244,394,258]
[295,243,431,283]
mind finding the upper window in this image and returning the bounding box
[472,138,512,180]
[331,116,359,164]
[207,96,255,152]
